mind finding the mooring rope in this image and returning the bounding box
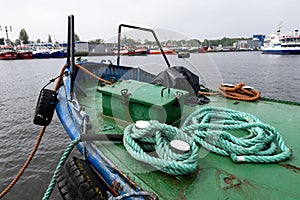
[199,82,260,101]
[0,126,46,199]
[42,138,80,200]
[74,63,112,85]
[0,64,67,199]
[123,106,292,175]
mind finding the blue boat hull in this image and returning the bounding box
[55,65,152,197]
[50,50,64,58]
[262,49,300,55]
[32,52,50,59]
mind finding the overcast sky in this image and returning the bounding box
[1,0,299,42]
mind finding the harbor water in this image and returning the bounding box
[0,52,300,200]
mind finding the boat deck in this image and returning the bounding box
[74,81,300,200]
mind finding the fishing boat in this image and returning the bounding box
[45,43,65,58]
[15,45,33,59]
[49,48,64,58]
[262,29,300,55]
[133,47,149,55]
[31,44,50,59]
[113,47,149,56]
[0,45,17,60]
[34,16,300,200]
[198,46,208,53]
[149,47,176,54]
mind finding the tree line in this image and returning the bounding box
[114,35,252,47]
[0,28,252,47]
[0,28,81,45]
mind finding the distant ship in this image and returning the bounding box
[149,47,176,54]
[262,29,300,55]
[15,45,33,59]
[198,46,208,53]
[0,45,17,60]
[113,47,149,56]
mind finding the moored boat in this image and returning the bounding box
[149,47,176,54]
[45,43,65,58]
[262,29,300,55]
[198,46,208,53]
[133,47,149,55]
[178,51,190,58]
[32,45,50,59]
[0,45,17,60]
[49,48,64,58]
[113,47,149,56]
[32,16,300,200]
[15,45,33,59]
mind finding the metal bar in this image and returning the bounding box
[80,134,123,142]
[117,24,171,68]
[117,25,121,66]
[137,68,141,81]
[67,16,71,66]
[69,15,75,97]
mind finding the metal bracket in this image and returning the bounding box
[121,89,131,105]
[161,87,171,97]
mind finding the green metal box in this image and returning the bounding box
[97,80,187,124]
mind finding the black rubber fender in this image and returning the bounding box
[33,89,58,126]
[56,157,109,200]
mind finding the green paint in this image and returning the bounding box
[78,81,300,200]
[97,80,188,124]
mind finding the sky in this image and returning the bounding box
[1,0,299,43]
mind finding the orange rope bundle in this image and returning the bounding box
[199,82,260,102]
[218,82,260,101]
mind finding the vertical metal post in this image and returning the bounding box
[117,25,121,66]
[137,68,141,81]
[67,17,71,67]
[67,15,75,98]
[71,15,75,76]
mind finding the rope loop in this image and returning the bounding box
[198,82,260,101]
[218,82,260,101]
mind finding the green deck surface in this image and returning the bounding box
[77,82,300,200]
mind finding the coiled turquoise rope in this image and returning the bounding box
[123,106,293,175]
[182,106,292,163]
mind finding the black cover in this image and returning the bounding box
[151,66,200,96]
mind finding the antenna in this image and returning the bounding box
[0,25,13,45]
